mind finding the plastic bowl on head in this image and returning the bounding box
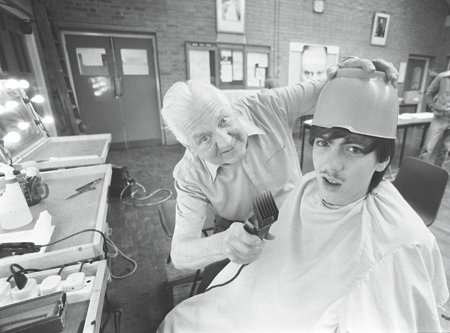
[313,68,399,139]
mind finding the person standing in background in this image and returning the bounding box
[419,70,450,167]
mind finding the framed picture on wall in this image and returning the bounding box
[370,12,390,46]
[216,0,245,33]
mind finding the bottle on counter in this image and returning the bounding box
[0,162,33,230]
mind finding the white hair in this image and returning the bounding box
[161,80,231,145]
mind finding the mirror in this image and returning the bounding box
[0,82,46,164]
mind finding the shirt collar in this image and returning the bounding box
[202,118,265,180]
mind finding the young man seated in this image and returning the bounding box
[158,68,448,333]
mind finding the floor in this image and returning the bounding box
[102,127,450,333]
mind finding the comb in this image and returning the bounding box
[244,191,279,239]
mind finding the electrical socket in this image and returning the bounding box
[0,274,95,307]
[65,276,94,304]
[62,272,85,292]
[0,281,12,306]
[11,278,38,302]
[39,275,62,296]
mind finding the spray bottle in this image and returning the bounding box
[0,163,33,230]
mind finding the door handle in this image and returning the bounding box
[114,76,124,98]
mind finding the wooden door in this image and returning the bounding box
[403,57,429,112]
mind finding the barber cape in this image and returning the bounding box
[159,172,448,333]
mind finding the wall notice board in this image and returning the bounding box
[186,41,270,89]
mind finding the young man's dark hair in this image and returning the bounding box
[309,125,396,192]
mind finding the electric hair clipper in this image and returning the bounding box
[243,191,279,239]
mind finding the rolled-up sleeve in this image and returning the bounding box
[173,177,210,239]
[267,79,326,128]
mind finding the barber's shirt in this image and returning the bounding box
[173,81,324,237]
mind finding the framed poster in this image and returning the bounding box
[288,42,339,85]
[370,13,390,46]
[216,0,245,33]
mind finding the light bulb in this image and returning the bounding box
[30,95,45,103]
[5,79,19,89]
[3,131,21,143]
[42,116,54,124]
[17,122,30,130]
[0,105,5,114]
[18,80,30,89]
[5,100,19,110]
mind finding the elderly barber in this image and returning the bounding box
[161,58,398,270]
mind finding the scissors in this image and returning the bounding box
[65,177,102,200]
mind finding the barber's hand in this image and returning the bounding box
[327,57,399,88]
[222,222,264,264]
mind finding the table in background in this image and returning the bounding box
[300,113,434,169]
[399,103,419,114]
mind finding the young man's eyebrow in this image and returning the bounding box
[343,134,371,146]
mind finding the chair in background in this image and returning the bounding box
[158,199,214,299]
[392,157,448,227]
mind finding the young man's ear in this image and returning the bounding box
[375,157,391,172]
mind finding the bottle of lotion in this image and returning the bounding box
[0,163,33,230]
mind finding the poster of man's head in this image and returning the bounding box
[288,42,339,85]
[300,45,329,82]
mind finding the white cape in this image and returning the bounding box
[159,172,448,333]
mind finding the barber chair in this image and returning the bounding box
[392,157,448,227]
[158,199,214,301]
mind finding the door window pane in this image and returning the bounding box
[76,48,109,76]
[120,49,149,75]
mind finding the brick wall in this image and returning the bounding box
[44,0,449,142]
[45,0,448,95]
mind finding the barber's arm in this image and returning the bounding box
[171,181,264,270]
[172,221,264,270]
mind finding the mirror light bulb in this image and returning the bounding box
[18,80,30,89]
[5,79,19,89]
[3,131,21,143]
[5,100,19,110]
[42,116,54,124]
[30,95,45,103]
[17,122,30,130]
